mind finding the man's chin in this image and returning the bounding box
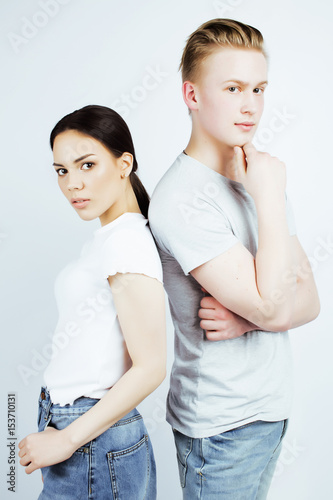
[233,141,249,149]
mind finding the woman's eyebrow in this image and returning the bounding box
[53,153,96,167]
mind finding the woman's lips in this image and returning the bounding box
[71,198,90,208]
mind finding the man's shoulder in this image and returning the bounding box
[150,152,220,207]
[151,154,186,196]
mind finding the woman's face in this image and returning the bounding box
[52,130,133,225]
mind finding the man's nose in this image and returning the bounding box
[240,91,257,115]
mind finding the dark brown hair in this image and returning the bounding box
[50,105,150,217]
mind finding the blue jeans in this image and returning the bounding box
[173,419,288,500]
[37,387,156,500]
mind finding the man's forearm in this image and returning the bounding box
[253,193,297,330]
[244,276,320,332]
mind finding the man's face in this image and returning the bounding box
[192,47,268,148]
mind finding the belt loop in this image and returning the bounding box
[39,387,52,421]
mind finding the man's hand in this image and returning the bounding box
[233,143,286,201]
[18,427,75,474]
[199,289,257,341]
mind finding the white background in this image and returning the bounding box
[1,0,332,499]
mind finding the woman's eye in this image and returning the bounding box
[228,86,240,93]
[253,88,264,94]
[81,162,94,170]
[56,168,67,176]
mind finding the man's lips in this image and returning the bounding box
[235,122,255,126]
[235,122,255,131]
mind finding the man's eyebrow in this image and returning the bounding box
[223,79,268,86]
[53,153,96,167]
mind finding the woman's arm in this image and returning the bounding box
[19,273,166,473]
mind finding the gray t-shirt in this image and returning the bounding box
[148,152,297,438]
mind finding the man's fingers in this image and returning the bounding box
[233,146,247,178]
[200,295,219,309]
[205,331,228,341]
[242,142,257,156]
[200,319,220,330]
[200,296,230,313]
[198,308,213,319]
[233,146,245,164]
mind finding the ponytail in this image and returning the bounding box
[129,171,150,219]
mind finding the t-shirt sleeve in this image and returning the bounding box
[149,188,297,277]
[150,193,239,276]
[99,227,163,284]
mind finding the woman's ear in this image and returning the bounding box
[182,81,199,112]
[120,152,133,179]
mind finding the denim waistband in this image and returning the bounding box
[39,387,142,426]
[39,386,100,415]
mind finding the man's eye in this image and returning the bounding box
[56,168,67,176]
[81,162,94,170]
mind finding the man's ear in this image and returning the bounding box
[182,81,199,112]
[119,152,133,178]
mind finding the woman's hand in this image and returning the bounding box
[18,427,75,474]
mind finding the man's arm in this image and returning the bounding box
[199,235,320,340]
[191,144,315,333]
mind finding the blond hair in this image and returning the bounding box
[180,18,267,83]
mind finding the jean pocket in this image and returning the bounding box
[107,434,151,500]
[172,428,192,489]
[280,419,289,441]
[176,454,187,489]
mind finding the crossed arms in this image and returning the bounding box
[193,145,320,339]
[195,235,320,340]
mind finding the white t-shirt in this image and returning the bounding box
[148,152,296,438]
[44,212,163,406]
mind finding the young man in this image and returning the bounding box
[148,19,320,500]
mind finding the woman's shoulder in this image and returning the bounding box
[99,215,159,260]
[98,215,163,283]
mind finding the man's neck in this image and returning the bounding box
[184,133,239,182]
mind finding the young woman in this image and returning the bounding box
[18,104,167,499]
